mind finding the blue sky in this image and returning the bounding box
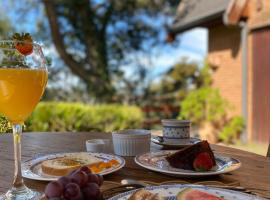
[121,28,208,83]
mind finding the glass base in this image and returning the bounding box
[0,185,43,200]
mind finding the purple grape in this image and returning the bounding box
[97,192,105,200]
[70,171,88,187]
[49,198,62,200]
[68,169,78,177]
[58,176,71,188]
[87,173,99,184]
[45,181,63,198]
[82,183,100,199]
[64,183,82,200]
[79,166,91,174]
[96,174,104,186]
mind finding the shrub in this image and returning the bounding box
[178,87,245,143]
[0,116,10,133]
[219,116,245,143]
[178,87,228,124]
[0,102,143,133]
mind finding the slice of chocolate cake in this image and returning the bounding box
[165,141,216,170]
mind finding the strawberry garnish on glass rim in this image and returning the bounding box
[12,33,33,56]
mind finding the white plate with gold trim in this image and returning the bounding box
[22,152,125,181]
[135,150,241,177]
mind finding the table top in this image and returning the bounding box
[0,132,269,196]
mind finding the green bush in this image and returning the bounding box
[0,116,10,133]
[178,87,245,143]
[178,87,228,124]
[219,116,245,143]
[0,102,143,133]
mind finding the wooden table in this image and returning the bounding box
[0,132,269,196]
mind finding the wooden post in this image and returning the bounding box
[267,143,270,157]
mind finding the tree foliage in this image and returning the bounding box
[219,116,245,143]
[42,0,179,102]
[145,59,211,105]
[179,87,228,124]
[0,14,12,39]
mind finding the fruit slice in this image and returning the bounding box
[12,32,33,56]
[193,152,215,172]
[177,188,225,200]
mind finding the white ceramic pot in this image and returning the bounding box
[112,129,151,156]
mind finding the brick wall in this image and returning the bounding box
[208,25,243,116]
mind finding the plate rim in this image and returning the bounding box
[151,136,201,147]
[22,152,125,181]
[134,150,241,177]
[108,184,264,200]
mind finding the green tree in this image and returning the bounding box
[42,0,179,102]
[160,59,202,99]
[147,59,211,104]
[179,87,228,124]
[0,13,12,39]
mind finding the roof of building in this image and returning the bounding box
[170,0,231,33]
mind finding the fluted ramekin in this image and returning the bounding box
[112,129,151,156]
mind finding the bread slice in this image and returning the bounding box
[128,189,164,200]
[41,153,103,176]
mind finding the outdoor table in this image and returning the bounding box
[0,132,269,197]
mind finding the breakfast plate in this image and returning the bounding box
[22,152,125,181]
[151,136,201,148]
[135,150,241,177]
[108,184,265,200]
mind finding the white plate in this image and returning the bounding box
[108,184,265,200]
[22,152,125,181]
[135,150,241,177]
[151,136,201,148]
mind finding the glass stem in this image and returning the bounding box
[12,124,24,189]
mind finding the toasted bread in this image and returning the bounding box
[128,189,164,200]
[41,153,103,176]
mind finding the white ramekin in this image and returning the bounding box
[85,139,112,153]
[112,129,151,156]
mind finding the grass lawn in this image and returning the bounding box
[151,130,268,156]
[225,141,268,156]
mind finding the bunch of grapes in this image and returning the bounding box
[45,166,104,200]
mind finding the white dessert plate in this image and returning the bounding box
[108,184,265,200]
[22,152,125,181]
[151,136,201,148]
[135,150,241,177]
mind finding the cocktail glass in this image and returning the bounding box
[0,40,48,200]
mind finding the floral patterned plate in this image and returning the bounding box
[151,136,201,148]
[108,184,265,200]
[135,150,241,177]
[22,152,125,181]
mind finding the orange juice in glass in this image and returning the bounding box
[0,38,48,200]
[0,68,47,124]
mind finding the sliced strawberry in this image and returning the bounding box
[12,33,33,56]
[193,152,215,172]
